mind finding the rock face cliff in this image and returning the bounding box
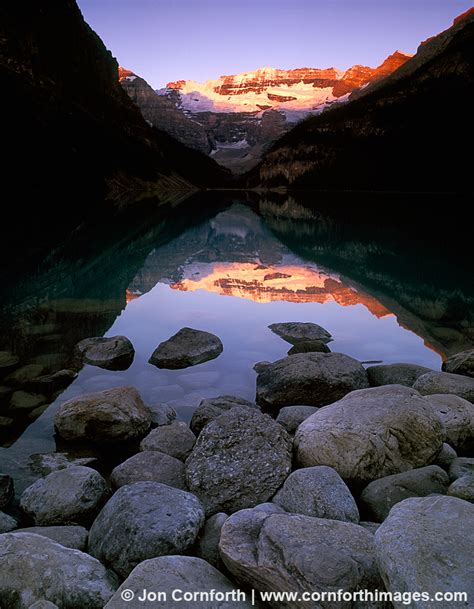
[119,53,409,173]
[252,11,474,192]
[0,0,229,204]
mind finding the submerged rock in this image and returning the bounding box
[360,465,449,522]
[0,532,118,609]
[256,352,369,409]
[149,327,223,369]
[4,365,44,387]
[26,370,78,395]
[367,362,432,387]
[10,391,47,411]
[442,348,474,378]
[88,482,205,577]
[190,395,257,435]
[15,525,88,550]
[140,421,196,461]
[20,466,109,526]
[0,351,20,375]
[185,407,292,515]
[148,403,177,427]
[276,405,319,434]
[413,371,474,402]
[375,496,474,608]
[294,385,444,483]
[54,386,152,444]
[268,322,332,345]
[76,336,135,370]
[28,452,98,476]
[111,451,186,490]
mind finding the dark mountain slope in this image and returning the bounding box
[250,11,474,193]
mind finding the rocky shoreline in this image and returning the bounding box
[1,323,473,608]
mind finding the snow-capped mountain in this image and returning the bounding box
[119,52,410,172]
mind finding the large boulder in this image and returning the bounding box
[256,352,369,410]
[360,465,449,522]
[276,405,319,434]
[0,532,118,609]
[295,385,444,484]
[190,395,257,435]
[15,525,88,550]
[220,509,384,609]
[367,363,432,387]
[104,556,254,609]
[20,466,109,526]
[413,371,474,403]
[442,349,474,378]
[149,327,223,369]
[76,336,134,370]
[375,496,474,608]
[140,422,196,461]
[54,386,152,444]
[185,407,292,515]
[110,451,186,490]
[88,482,205,577]
[272,466,359,523]
[268,322,332,345]
[423,393,474,453]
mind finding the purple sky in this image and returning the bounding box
[77,0,473,88]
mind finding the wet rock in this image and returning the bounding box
[268,322,332,345]
[0,474,14,509]
[0,351,20,375]
[28,452,98,476]
[0,532,118,608]
[273,466,359,522]
[185,407,292,515]
[148,403,176,427]
[111,451,186,490]
[54,386,152,444]
[10,391,47,411]
[190,395,257,435]
[447,474,474,502]
[88,481,205,577]
[295,385,444,483]
[423,393,474,453]
[431,443,457,470]
[449,457,474,481]
[26,370,78,395]
[287,340,331,355]
[149,327,223,369]
[76,336,135,370]
[253,361,271,374]
[140,421,195,461]
[442,348,474,378]
[256,352,369,410]
[4,365,44,387]
[15,525,88,550]
[367,363,432,387]
[0,512,18,533]
[196,512,228,569]
[276,405,319,434]
[220,509,383,608]
[375,496,474,608]
[104,556,254,609]
[413,371,474,403]
[360,465,449,522]
[20,466,109,526]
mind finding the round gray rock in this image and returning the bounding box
[442,349,474,378]
[110,451,186,490]
[268,322,332,345]
[276,405,320,434]
[220,509,383,608]
[367,363,432,387]
[0,532,118,609]
[414,371,474,403]
[295,385,444,484]
[273,465,360,522]
[54,386,152,444]
[190,395,257,435]
[431,442,457,470]
[15,525,88,550]
[256,352,369,410]
[149,327,223,369]
[140,421,196,461]
[449,457,474,481]
[375,496,474,608]
[0,512,17,533]
[88,481,205,577]
[185,407,292,515]
[360,465,449,522]
[196,512,228,570]
[104,556,254,609]
[76,336,134,370]
[447,474,474,502]
[424,393,474,452]
[20,466,109,526]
